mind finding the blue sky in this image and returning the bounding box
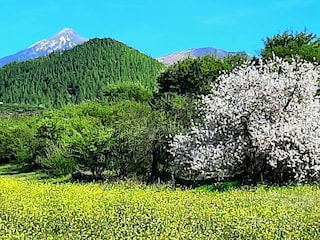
[0,0,319,58]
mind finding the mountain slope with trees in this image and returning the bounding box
[0,38,164,108]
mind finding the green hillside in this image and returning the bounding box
[0,38,164,108]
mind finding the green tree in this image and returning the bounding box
[104,81,154,103]
[157,55,246,97]
[261,30,320,62]
[156,54,248,131]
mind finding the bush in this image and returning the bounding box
[38,144,76,176]
[104,81,154,103]
[31,101,179,181]
[70,126,116,178]
[0,116,37,165]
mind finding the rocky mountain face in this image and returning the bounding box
[158,47,241,66]
[0,28,87,67]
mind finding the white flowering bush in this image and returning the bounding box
[170,57,320,182]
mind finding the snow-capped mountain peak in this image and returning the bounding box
[29,28,87,54]
[57,28,76,35]
[0,28,87,67]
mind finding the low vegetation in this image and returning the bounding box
[1,177,320,239]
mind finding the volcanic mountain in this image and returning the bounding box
[158,47,241,66]
[0,28,87,67]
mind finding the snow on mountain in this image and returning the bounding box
[158,47,241,66]
[0,28,87,67]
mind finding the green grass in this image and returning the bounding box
[0,164,35,178]
[0,164,69,183]
[195,181,242,192]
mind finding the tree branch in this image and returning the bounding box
[283,84,298,111]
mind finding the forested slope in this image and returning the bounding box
[0,38,164,108]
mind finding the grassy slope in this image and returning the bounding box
[0,174,319,239]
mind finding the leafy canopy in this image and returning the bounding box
[157,54,248,97]
[261,30,320,62]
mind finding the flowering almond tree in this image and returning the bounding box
[170,57,320,182]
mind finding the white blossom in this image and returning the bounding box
[170,57,320,182]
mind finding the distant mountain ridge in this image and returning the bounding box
[158,47,242,65]
[0,28,87,67]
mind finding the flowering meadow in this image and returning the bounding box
[0,177,320,239]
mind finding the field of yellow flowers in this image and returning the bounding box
[0,177,320,239]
